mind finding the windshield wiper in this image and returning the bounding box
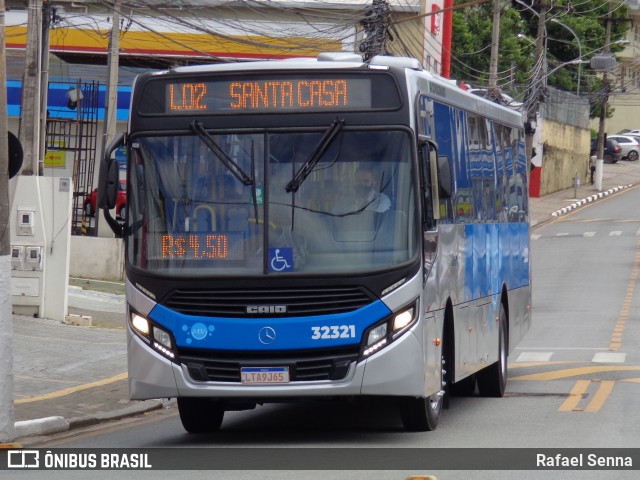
[190,121,254,186]
[285,118,344,193]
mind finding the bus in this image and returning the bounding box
[99,52,531,432]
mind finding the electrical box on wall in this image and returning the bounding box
[10,176,73,321]
[25,246,43,271]
[11,246,24,270]
[17,209,35,236]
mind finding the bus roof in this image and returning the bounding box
[139,53,524,127]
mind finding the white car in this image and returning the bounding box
[606,135,640,161]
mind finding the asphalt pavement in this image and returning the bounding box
[7,159,640,445]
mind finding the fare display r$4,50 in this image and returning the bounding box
[161,233,245,261]
[165,78,373,113]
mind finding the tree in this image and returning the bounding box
[450,0,630,106]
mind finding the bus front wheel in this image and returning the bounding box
[399,392,443,432]
[178,397,225,433]
[476,304,508,397]
[399,338,445,431]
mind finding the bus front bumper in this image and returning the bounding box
[127,324,427,400]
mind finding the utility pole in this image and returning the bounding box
[96,0,120,236]
[594,0,614,191]
[19,0,42,175]
[101,0,120,162]
[487,0,501,90]
[525,0,547,166]
[0,0,16,443]
[359,0,391,60]
[38,0,51,173]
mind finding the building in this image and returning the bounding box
[6,0,448,247]
[4,0,442,177]
[594,0,640,134]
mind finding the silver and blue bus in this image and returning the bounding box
[99,52,531,432]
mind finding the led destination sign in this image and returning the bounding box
[167,78,371,113]
[137,73,402,114]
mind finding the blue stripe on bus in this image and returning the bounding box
[149,300,392,351]
[463,222,529,302]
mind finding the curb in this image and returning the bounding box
[68,400,164,429]
[14,400,163,440]
[14,416,69,438]
[549,184,634,219]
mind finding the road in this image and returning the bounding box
[17,186,640,479]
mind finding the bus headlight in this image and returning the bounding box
[153,327,172,349]
[392,304,416,337]
[131,313,150,338]
[362,323,388,358]
[360,300,419,359]
[367,323,387,346]
[130,312,176,361]
[152,326,176,360]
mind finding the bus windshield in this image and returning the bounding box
[127,129,417,276]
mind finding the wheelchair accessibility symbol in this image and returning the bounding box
[269,248,294,272]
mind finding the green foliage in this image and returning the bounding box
[450,0,630,107]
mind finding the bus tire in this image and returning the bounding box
[400,392,442,432]
[399,334,445,431]
[476,304,507,397]
[178,397,225,433]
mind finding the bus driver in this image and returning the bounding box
[355,165,391,213]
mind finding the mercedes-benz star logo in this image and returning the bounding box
[258,326,276,345]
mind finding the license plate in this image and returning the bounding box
[241,367,290,384]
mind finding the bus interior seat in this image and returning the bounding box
[192,204,217,232]
[226,205,250,231]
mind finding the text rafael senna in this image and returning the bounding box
[537,453,633,468]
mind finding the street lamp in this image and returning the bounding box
[517,33,534,45]
[549,19,582,96]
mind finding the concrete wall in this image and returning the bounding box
[69,236,124,281]
[539,88,592,196]
[538,119,592,195]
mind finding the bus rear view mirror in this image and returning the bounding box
[98,132,125,210]
[437,155,452,199]
[104,160,119,209]
[98,132,126,237]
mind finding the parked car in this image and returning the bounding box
[605,135,640,161]
[83,180,126,220]
[618,129,640,136]
[590,138,622,164]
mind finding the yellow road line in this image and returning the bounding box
[559,380,590,412]
[510,365,640,381]
[15,373,128,404]
[585,381,615,412]
[558,380,616,413]
[608,236,640,351]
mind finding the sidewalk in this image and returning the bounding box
[530,160,640,227]
[11,284,165,442]
[8,159,640,444]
